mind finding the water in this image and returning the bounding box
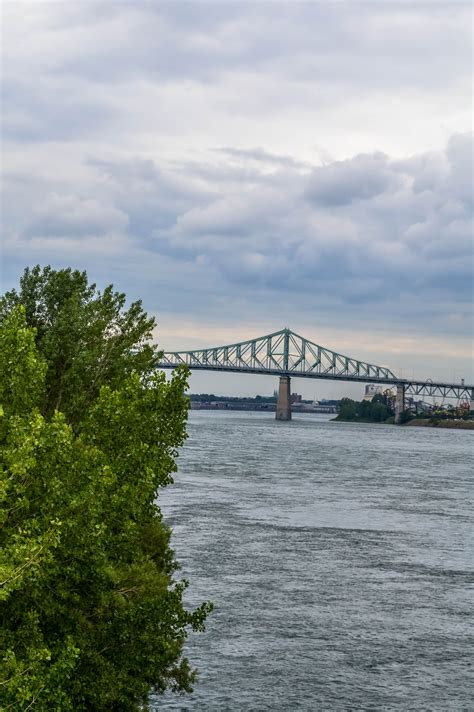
[154,411,474,711]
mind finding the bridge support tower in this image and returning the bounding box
[394,384,405,425]
[276,376,292,421]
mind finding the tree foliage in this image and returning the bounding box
[338,394,393,422]
[0,265,159,425]
[0,267,211,710]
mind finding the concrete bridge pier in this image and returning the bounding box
[394,384,405,424]
[276,376,292,421]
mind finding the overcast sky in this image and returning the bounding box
[1,1,472,398]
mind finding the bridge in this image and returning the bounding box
[157,328,474,423]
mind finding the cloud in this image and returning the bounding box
[1,2,472,384]
[3,134,472,344]
[1,78,114,142]
[24,193,128,239]
[6,2,470,89]
[147,134,472,322]
[214,147,312,171]
[2,2,471,156]
[306,153,400,205]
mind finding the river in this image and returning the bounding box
[154,411,474,711]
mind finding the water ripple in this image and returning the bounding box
[154,412,474,711]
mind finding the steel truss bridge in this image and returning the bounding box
[157,327,473,402]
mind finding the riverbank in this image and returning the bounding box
[333,416,474,429]
[332,416,387,424]
[406,419,474,430]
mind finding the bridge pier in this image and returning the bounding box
[394,384,405,424]
[276,376,292,421]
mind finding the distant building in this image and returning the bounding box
[363,384,395,402]
[291,393,302,404]
[362,384,383,401]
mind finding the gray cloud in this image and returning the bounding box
[214,147,311,171]
[1,2,472,384]
[306,153,400,205]
[10,2,470,87]
[1,78,114,142]
[3,134,472,344]
[2,2,471,146]
[152,135,472,316]
[24,193,128,239]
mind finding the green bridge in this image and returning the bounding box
[157,328,474,423]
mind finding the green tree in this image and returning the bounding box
[337,394,392,423]
[0,265,159,426]
[358,400,371,420]
[338,397,357,420]
[0,269,211,710]
[370,401,390,422]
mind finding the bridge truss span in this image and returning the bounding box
[158,327,397,382]
[404,381,472,400]
[157,327,473,405]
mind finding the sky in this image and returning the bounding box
[1,0,473,399]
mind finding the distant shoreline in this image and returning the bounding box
[333,417,474,429]
[406,419,474,430]
[190,403,337,414]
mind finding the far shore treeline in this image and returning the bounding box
[335,394,394,423]
[335,395,473,426]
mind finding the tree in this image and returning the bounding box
[338,397,357,420]
[370,401,390,422]
[0,268,212,710]
[0,265,159,426]
[337,394,392,423]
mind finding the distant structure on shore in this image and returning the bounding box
[189,393,338,414]
[362,384,395,401]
